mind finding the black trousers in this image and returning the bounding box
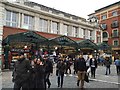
[57,72,64,87]
[14,82,29,90]
[91,67,96,78]
[45,73,51,88]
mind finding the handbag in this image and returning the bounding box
[84,73,89,83]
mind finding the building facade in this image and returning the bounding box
[0,0,102,69]
[88,1,120,57]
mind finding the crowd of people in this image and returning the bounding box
[12,52,120,90]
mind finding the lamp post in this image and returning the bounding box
[94,50,97,58]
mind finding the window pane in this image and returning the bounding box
[12,12,17,22]
[6,10,18,27]
[24,15,28,24]
[12,23,17,27]
[114,40,118,46]
[52,22,58,34]
[103,32,108,38]
[112,11,117,16]
[101,15,107,20]
[6,22,11,26]
[39,18,48,32]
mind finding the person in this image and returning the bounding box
[76,55,87,89]
[44,55,53,88]
[104,57,111,75]
[65,58,72,75]
[56,57,66,88]
[86,56,90,77]
[12,52,32,90]
[34,58,45,89]
[73,58,77,74]
[90,56,97,78]
[114,58,120,75]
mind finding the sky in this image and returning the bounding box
[9,0,120,19]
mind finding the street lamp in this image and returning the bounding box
[94,50,97,58]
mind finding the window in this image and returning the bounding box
[51,21,59,34]
[112,29,118,37]
[63,24,68,36]
[71,26,78,37]
[101,23,107,30]
[112,11,117,16]
[75,27,78,37]
[90,31,93,40]
[24,15,34,30]
[101,15,107,20]
[111,20,119,28]
[103,32,108,38]
[39,18,48,32]
[6,10,18,27]
[113,40,119,46]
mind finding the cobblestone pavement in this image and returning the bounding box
[1,64,120,89]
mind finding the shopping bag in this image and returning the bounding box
[87,67,91,73]
[84,73,89,83]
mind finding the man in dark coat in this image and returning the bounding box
[76,55,87,89]
[12,52,32,90]
[56,58,66,88]
[44,56,53,88]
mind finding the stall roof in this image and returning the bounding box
[49,35,78,47]
[97,42,111,50]
[77,39,98,50]
[3,31,48,45]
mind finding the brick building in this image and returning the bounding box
[88,1,120,57]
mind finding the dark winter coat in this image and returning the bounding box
[12,58,32,85]
[34,64,45,89]
[56,61,66,75]
[44,59,53,73]
[76,57,87,72]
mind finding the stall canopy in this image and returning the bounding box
[2,31,48,45]
[97,42,111,50]
[49,35,78,47]
[77,39,98,50]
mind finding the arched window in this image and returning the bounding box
[103,32,108,38]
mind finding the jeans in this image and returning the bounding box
[57,72,64,87]
[105,66,111,75]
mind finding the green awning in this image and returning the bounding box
[97,42,111,50]
[3,31,48,45]
[77,39,98,50]
[49,35,77,47]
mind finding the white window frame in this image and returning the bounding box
[24,14,34,30]
[113,39,119,46]
[39,18,48,32]
[112,11,118,16]
[101,14,107,20]
[5,10,18,27]
[63,24,69,36]
[51,21,59,34]
[112,29,118,37]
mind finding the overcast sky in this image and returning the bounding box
[10,0,120,19]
